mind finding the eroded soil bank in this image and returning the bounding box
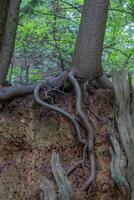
[0,89,125,200]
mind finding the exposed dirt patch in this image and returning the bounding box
[0,89,125,199]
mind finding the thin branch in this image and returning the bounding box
[60,0,82,13]
[109,8,133,15]
[104,42,120,49]
[111,47,128,57]
[33,10,79,25]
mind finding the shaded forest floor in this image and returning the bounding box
[0,87,126,200]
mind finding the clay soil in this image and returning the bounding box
[0,88,126,200]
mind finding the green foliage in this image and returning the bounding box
[10,0,133,84]
[103,0,134,72]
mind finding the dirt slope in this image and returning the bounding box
[0,89,125,200]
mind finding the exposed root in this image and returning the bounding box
[0,71,68,101]
[34,81,85,145]
[34,70,96,192]
[68,71,96,191]
[95,73,113,89]
[66,160,84,176]
[0,84,35,101]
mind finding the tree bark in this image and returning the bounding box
[112,70,134,199]
[0,0,9,50]
[72,0,109,81]
[0,0,21,85]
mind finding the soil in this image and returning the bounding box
[0,88,126,200]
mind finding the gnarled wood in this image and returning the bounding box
[0,71,68,101]
[0,85,35,101]
[113,70,134,200]
[107,126,129,196]
[39,178,56,200]
[51,152,74,200]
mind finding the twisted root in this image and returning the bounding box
[34,71,96,191]
[68,71,96,191]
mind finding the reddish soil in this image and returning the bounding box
[0,89,125,200]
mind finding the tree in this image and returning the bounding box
[0,0,21,86]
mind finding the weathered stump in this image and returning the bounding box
[112,70,134,199]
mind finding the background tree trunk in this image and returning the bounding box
[72,0,109,81]
[0,0,9,50]
[0,0,21,85]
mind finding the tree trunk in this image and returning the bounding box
[0,0,9,50]
[72,0,109,81]
[0,0,21,85]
